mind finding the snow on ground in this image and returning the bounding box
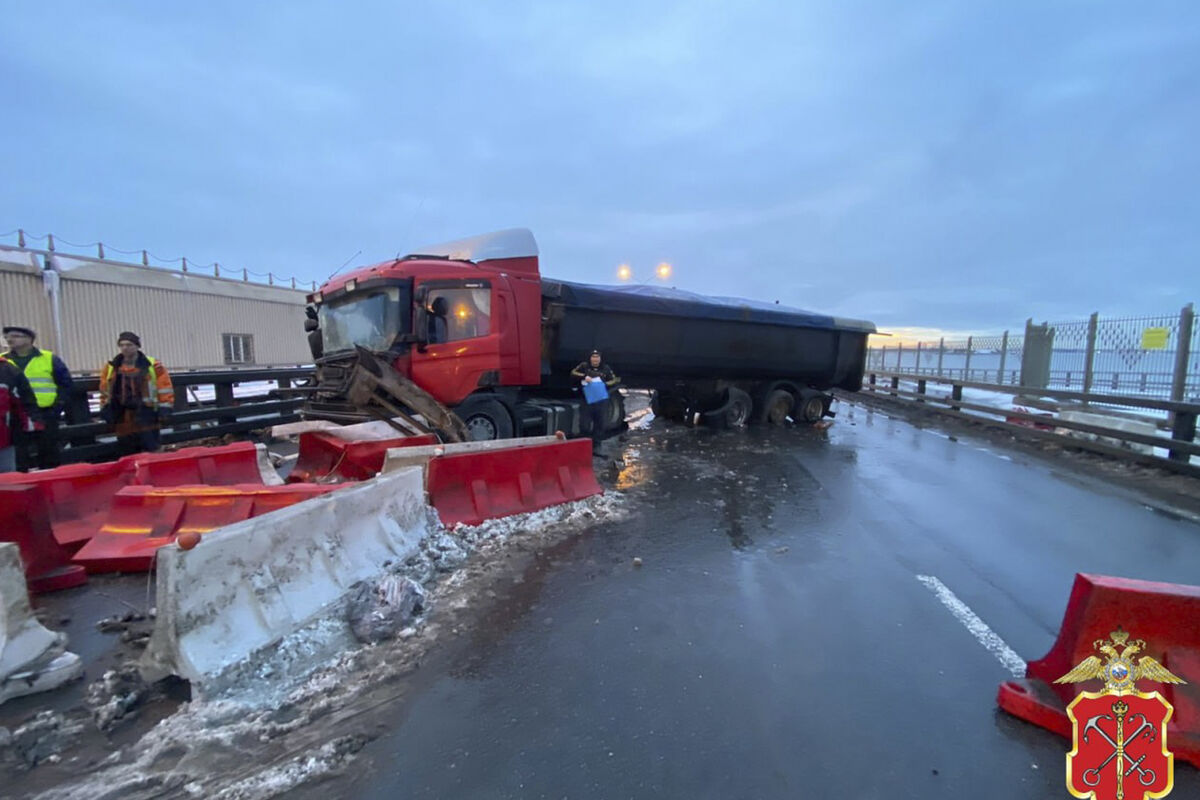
[32,491,629,800]
[870,379,1195,465]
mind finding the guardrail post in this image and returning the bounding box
[964,336,973,380]
[67,389,91,428]
[172,384,192,432]
[890,375,899,397]
[1083,311,1098,398]
[1169,411,1197,463]
[1170,304,1194,423]
[951,384,963,411]
[937,337,944,377]
[998,331,1008,385]
[215,382,237,425]
[917,378,926,402]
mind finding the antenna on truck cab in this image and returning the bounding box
[326,249,363,282]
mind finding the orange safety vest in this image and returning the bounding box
[99,354,175,410]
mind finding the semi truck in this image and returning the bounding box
[299,229,876,441]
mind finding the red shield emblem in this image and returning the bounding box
[1066,691,1174,800]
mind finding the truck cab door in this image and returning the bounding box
[410,280,501,406]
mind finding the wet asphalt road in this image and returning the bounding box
[304,403,1200,798]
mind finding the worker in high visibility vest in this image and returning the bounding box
[98,331,175,456]
[2,326,74,470]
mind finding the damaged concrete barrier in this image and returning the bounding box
[382,436,603,527]
[140,467,431,695]
[0,543,83,705]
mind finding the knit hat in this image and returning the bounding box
[117,331,141,346]
[2,326,35,339]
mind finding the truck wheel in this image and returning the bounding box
[455,398,514,441]
[760,389,794,425]
[798,394,825,424]
[605,393,626,429]
[724,388,752,427]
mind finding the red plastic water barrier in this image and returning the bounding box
[130,442,270,486]
[427,438,602,528]
[0,460,134,550]
[71,483,343,573]
[0,485,88,593]
[0,442,277,557]
[997,573,1200,767]
[288,432,437,484]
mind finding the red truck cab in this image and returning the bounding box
[309,229,544,408]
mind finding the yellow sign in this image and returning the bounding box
[1141,328,1169,350]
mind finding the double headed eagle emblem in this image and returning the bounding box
[1055,628,1186,693]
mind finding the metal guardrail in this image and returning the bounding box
[852,370,1200,479]
[57,366,314,463]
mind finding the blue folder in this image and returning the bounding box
[583,380,609,404]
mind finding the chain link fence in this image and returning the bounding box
[867,304,1198,401]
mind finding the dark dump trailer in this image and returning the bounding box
[539,279,876,426]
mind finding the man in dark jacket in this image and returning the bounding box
[97,332,175,456]
[3,325,73,470]
[570,350,619,452]
[0,354,36,473]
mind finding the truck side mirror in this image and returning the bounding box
[304,317,319,332]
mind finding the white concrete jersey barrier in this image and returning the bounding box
[0,543,82,705]
[1056,410,1158,455]
[141,467,431,695]
[269,417,430,441]
[380,435,562,477]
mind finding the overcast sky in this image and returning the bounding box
[2,1,1197,335]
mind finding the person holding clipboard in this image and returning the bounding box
[571,350,620,453]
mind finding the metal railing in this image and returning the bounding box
[866,304,1198,402]
[853,370,1200,479]
[57,366,314,463]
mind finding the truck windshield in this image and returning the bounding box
[319,285,411,353]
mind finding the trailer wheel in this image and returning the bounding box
[708,387,752,428]
[760,389,794,425]
[455,398,514,441]
[798,394,826,424]
[727,388,753,427]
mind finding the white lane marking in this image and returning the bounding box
[916,574,1027,678]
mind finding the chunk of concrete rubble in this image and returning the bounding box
[86,665,151,731]
[5,710,86,768]
[346,576,426,644]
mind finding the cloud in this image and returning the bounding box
[0,1,1196,333]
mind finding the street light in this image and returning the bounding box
[615,262,674,284]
